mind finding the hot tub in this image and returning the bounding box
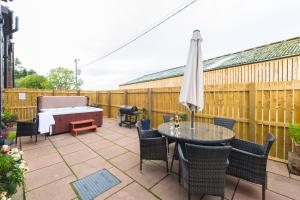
[38,96,103,135]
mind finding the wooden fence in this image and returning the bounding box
[4,81,300,162]
[120,55,300,89]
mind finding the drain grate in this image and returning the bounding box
[72,169,121,200]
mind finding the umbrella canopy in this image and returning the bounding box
[179,30,204,111]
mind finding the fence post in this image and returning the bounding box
[148,88,152,122]
[108,91,111,118]
[249,83,256,142]
[124,90,128,105]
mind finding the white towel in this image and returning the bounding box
[38,112,55,135]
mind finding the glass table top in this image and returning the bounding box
[157,121,235,144]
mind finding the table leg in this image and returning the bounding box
[170,141,178,172]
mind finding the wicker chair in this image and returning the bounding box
[136,121,168,172]
[16,120,38,149]
[213,117,235,130]
[227,133,275,200]
[178,143,232,200]
[163,115,176,152]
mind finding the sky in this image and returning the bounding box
[6,0,300,90]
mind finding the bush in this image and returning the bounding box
[89,103,101,108]
[1,111,17,128]
[16,74,52,89]
[179,112,189,121]
[139,108,149,120]
[0,148,28,199]
[0,131,8,139]
[288,123,300,144]
[7,133,16,140]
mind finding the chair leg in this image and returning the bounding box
[188,191,191,200]
[221,195,224,200]
[178,162,181,183]
[35,134,38,143]
[262,184,265,200]
[15,136,17,145]
[140,159,142,171]
[167,138,169,153]
[19,137,22,150]
[166,159,169,173]
[170,141,178,172]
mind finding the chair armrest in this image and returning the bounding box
[231,138,264,155]
[231,147,267,159]
[140,137,166,146]
[141,130,161,138]
[17,120,36,125]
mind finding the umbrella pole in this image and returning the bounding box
[191,110,195,129]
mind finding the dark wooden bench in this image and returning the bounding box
[70,119,97,136]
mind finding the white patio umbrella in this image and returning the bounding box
[179,30,204,129]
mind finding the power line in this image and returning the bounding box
[79,0,199,68]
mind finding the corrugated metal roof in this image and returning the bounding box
[121,36,300,86]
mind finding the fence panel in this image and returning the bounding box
[4,88,100,121]
[98,91,110,117]
[4,81,300,162]
[110,90,125,119]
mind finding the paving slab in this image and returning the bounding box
[267,160,290,177]
[71,157,113,178]
[78,133,103,144]
[26,152,63,171]
[267,172,300,199]
[63,148,98,166]
[124,141,140,154]
[102,133,124,141]
[233,179,291,200]
[110,152,140,171]
[21,138,52,151]
[56,142,87,155]
[96,144,128,159]
[151,174,202,200]
[25,162,72,191]
[26,175,77,200]
[224,175,239,200]
[86,139,114,151]
[49,133,74,142]
[23,145,57,160]
[107,182,158,200]
[127,162,168,189]
[52,136,79,147]
[114,137,136,147]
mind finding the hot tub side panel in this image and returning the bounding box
[52,111,103,134]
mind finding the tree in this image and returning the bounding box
[14,58,37,80]
[48,67,83,90]
[16,74,52,89]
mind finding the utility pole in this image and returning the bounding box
[74,58,80,87]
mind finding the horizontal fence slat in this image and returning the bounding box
[4,80,299,162]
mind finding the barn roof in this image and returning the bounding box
[121,36,300,86]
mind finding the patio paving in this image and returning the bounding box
[17,118,300,200]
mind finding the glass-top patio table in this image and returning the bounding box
[157,121,235,171]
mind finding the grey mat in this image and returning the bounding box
[72,169,121,200]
